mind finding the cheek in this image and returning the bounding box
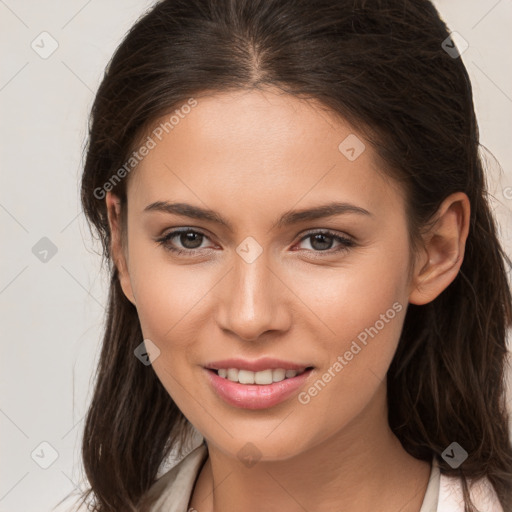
[125,234,213,350]
[127,250,213,409]
[287,233,410,354]
[131,265,212,346]
[287,234,410,410]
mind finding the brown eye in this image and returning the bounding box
[309,233,335,251]
[156,229,211,254]
[296,230,355,253]
[178,231,204,249]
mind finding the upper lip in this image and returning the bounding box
[204,357,314,372]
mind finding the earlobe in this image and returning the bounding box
[408,192,470,306]
[105,192,137,306]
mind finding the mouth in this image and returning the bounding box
[204,362,315,410]
[206,366,315,385]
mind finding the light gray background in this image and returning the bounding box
[1,1,511,511]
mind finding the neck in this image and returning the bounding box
[189,384,431,512]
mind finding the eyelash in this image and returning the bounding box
[155,228,355,257]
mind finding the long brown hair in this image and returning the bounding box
[67,0,512,510]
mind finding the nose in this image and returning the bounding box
[215,249,292,342]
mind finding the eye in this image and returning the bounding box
[156,228,355,257]
[156,228,214,255]
[294,230,355,254]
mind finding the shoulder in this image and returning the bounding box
[438,470,504,512]
[141,443,208,512]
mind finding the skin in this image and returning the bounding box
[106,87,470,512]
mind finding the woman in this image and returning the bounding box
[72,0,512,510]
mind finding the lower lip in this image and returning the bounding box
[205,368,314,410]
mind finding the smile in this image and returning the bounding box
[205,367,315,410]
[213,367,309,384]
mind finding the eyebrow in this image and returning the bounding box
[144,201,372,231]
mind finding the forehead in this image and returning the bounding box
[127,88,403,221]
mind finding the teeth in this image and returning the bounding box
[272,368,286,382]
[215,367,307,384]
[254,369,272,385]
[227,368,239,381]
[238,369,255,384]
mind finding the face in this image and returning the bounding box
[111,88,417,461]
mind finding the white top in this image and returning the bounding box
[143,442,504,512]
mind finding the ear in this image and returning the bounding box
[105,192,136,305]
[409,192,470,305]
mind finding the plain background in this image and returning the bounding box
[1,1,511,510]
